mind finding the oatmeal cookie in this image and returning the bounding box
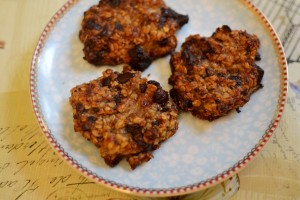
[169,25,264,121]
[69,66,178,169]
[79,0,188,71]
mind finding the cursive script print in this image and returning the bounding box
[0,124,240,199]
[0,125,138,199]
[0,125,64,176]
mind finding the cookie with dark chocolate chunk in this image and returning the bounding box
[169,25,264,121]
[79,0,188,71]
[69,66,178,169]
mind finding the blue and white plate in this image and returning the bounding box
[30,0,288,196]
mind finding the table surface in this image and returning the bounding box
[0,0,299,199]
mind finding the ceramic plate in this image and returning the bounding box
[30,0,288,196]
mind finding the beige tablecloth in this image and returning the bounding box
[0,0,299,199]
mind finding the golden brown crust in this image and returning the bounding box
[69,66,178,169]
[169,25,264,121]
[79,0,188,71]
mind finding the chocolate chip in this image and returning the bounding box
[241,90,248,95]
[205,68,211,77]
[229,75,242,86]
[115,85,122,91]
[153,88,169,105]
[161,105,170,112]
[246,46,252,54]
[73,114,79,119]
[255,52,261,61]
[139,83,147,93]
[169,88,179,103]
[129,46,152,71]
[142,100,150,107]
[183,100,193,110]
[182,48,196,65]
[186,77,193,83]
[104,156,122,167]
[82,124,91,131]
[143,128,158,142]
[100,26,109,37]
[85,88,92,96]
[199,38,213,55]
[76,103,85,114]
[168,77,174,85]
[194,88,200,92]
[219,103,227,112]
[222,25,232,32]
[125,124,146,147]
[84,19,102,30]
[84,42,110,65]
[133,135,148,148]
[125,124,142,135]
[92,108,100,113]
[107,0,122,7]
[117,72,135,84]
[160,106,171,112]
[115,22,123,31]
[177,14,189,27]
[216,72,225,77]
[181,38,211,66]
[236,108,241,113]
[158,17,166,27]
[253,64,264,85]
[87,116,97,124]
[158,38,170,47]
[181,45,205,66]
[113,93,122,104]
[102,77,111,86]
[147,80,161,87]
[159,7,189,28]
[152,120,162,126]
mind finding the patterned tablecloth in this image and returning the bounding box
[0,0,299,199]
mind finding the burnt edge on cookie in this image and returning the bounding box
[169,25,264,121]
[79,0,188,71]
[69,66,178,169]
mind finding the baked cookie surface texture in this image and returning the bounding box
[69,66,178,169]
[169,25,264,121]
[79,0,189,71]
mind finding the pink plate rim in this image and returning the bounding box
[29,0,288,197]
